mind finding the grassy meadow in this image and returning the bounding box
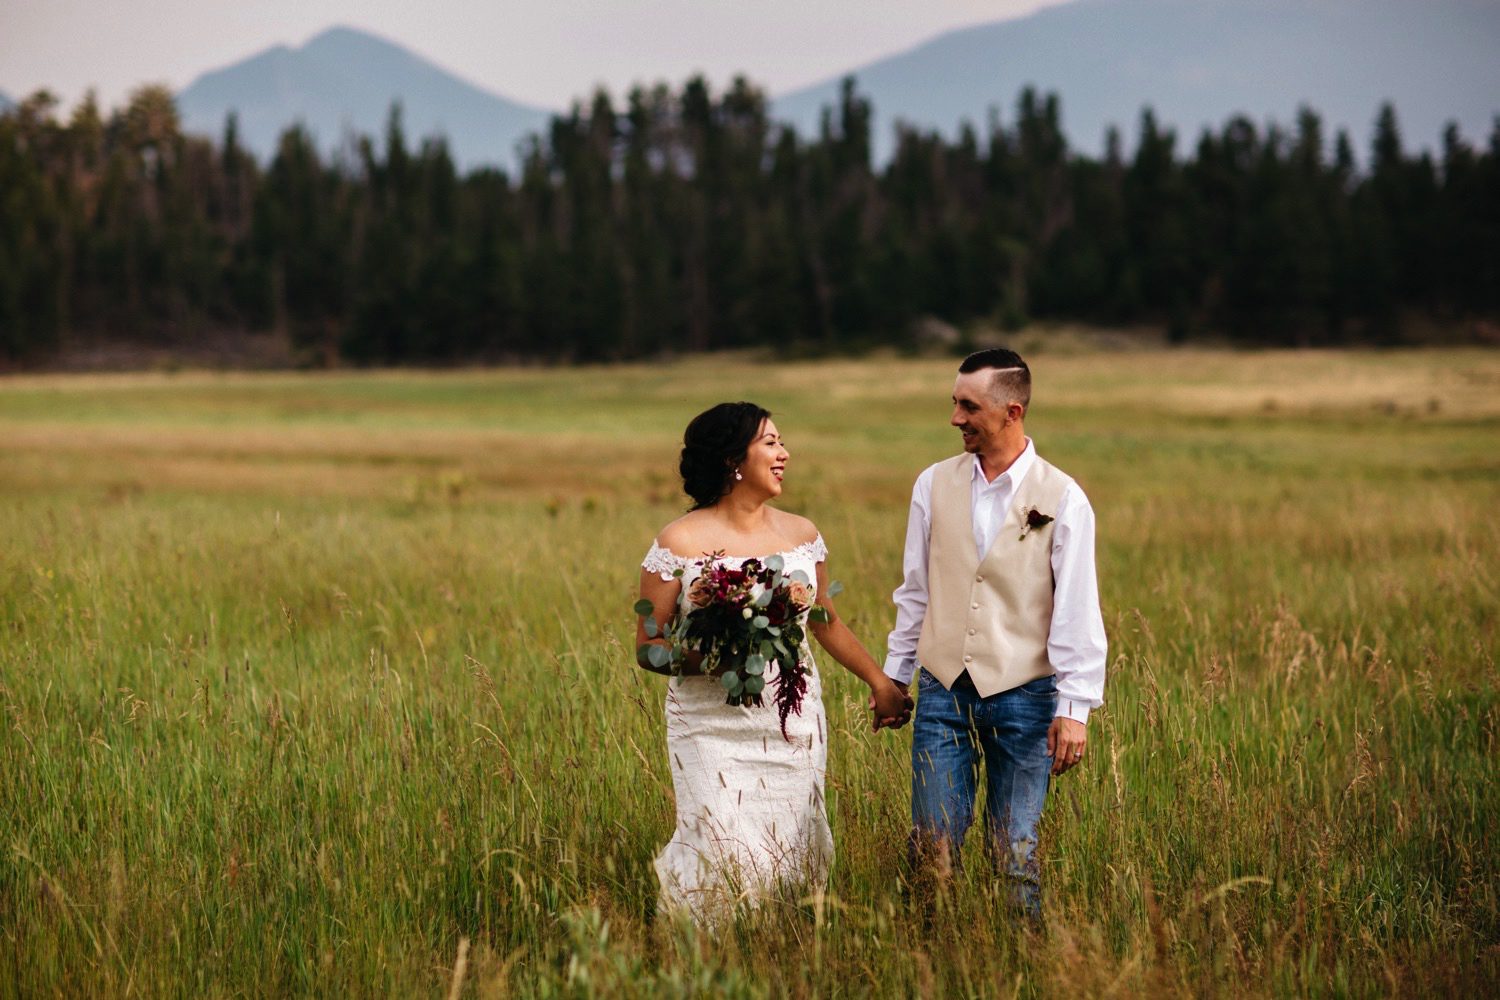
[1,349,1497,997]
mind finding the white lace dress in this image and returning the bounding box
[641,536,834,922]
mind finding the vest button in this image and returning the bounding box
[967,628,976,636]
[971,602,979,610]
[963,655,973,663]
[975,575,984,583]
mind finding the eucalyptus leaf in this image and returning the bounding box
[752,615,769,629]
[761,640,774,659]
[809,607,832,624]
[827,581,844,598]
[766,555,784,573]
[744,654,766,676]
[768,626,781,637]
[633,599,654,616]
[646,644,671,669]
[789,570,810,584]
[754,589,773,608]
[744,676,765,695]
[644,616,659,638]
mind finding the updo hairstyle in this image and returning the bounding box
[679,401,771,510]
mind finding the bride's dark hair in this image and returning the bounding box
[680,401,772,510]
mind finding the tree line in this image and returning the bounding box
[1,79,1497,365]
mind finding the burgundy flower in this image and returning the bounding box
[1018,506,1055,540]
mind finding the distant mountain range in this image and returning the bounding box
[177,26,552,170]
[171,0,1500,169]
[773,0,1500,161]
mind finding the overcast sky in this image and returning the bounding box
[0,0,1075,111]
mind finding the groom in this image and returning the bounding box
[882,347,1106,921]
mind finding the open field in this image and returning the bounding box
[1,349,1497,997]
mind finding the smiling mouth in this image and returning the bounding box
[771,465,785,480]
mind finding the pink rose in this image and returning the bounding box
[686,576,715,608]
[787,581,814,608]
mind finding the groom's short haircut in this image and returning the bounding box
[959,348,1031,412]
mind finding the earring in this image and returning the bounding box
[734,469,743,481]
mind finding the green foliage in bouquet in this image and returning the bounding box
[634,554,841,739]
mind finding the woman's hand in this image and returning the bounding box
[869,679,914,731]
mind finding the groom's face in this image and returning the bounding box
[951,370,1010,454]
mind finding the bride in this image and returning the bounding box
[635,401,912,921]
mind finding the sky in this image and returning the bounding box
[0,0,1074,111]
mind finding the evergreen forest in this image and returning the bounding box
[2,78,1497,365]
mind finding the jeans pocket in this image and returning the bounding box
[1017,675,1059,698]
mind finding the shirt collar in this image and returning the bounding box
[970,438,1036,491]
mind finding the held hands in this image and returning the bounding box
[869,680,913,732]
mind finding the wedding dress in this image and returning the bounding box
[640,535,834,922]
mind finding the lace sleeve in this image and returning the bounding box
[642,542,691,582]
[809,533,828,563]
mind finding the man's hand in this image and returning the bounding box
[871,682,913,731]
[1047,716,1087,775]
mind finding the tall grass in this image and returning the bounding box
[1,350,1496,996]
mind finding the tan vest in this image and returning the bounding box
[916,453,1072,697]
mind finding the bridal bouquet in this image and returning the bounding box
[635,554,839,739]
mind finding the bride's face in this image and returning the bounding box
[736,418,789,499]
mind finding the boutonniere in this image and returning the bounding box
[1018,506,1055,541]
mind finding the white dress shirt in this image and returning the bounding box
[884,440,1107,723]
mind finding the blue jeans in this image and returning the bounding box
[910,668,1056,920]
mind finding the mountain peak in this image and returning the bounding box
[178,25,552,169]
[300,25,412,59]
[773,0,1500,162]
